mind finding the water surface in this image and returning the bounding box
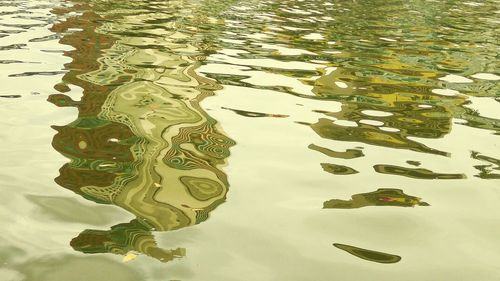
[1,0,499,280]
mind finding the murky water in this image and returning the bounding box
[1,0,499,280]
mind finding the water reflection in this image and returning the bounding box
[373,164,466,179]
[27,0,500,273]
[324,188,429,209]
[333,243,402,264]
[49,1,234,262]
[321,163,358,175]
[471,151,500,179]
[198,0,499,266]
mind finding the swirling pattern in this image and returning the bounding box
[181,176,224,201]
[70,219,185,263]
[12,0,496,273]
[49,0,234,262]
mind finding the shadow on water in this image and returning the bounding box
[48,0,235,263]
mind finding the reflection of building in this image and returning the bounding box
[310,66,462,156]
[49,1,234,262]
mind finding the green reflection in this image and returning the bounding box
[471,151,500,179]
[222,106,289,118]
[321,163,358,175]
[373,164,466,179]
[70,219,186,263]
[49,0,234,263]
[324,188,429,209]
[333,243,402,264]
[309,144,364,159]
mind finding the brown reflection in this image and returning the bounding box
[373,164,466,179]
[333,243,401,264]
[324,188,429,209]
[49,1,234,263]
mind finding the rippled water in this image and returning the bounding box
[1,0,499,280]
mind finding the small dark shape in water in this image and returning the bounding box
[0,94,21,98]
[0,29,24,34]
[321,163,358,175]
[323,188,429,209]
[221,106,289,118]
[28,34,60,42]
[0,43,26,51]
[53,82,71,93]
[0,60,26,64]
[373,164,466,179]
[471,151,500,179]
[8,71,66,77]
[309,143,364,159]
[295,121,312,126]
[333,243,401,264]
[40,49,66,53]
[406,160,421,166]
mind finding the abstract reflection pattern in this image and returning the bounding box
[49,0,234,262]
[373,165,466,180]
[471,151,500,179]
[323,188,429,209]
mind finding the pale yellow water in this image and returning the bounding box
[1,0,499,280]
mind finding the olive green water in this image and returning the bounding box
[1,0,499,280]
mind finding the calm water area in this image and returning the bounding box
[0,0,499,280]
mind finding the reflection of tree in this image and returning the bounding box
[49,0,234,262]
